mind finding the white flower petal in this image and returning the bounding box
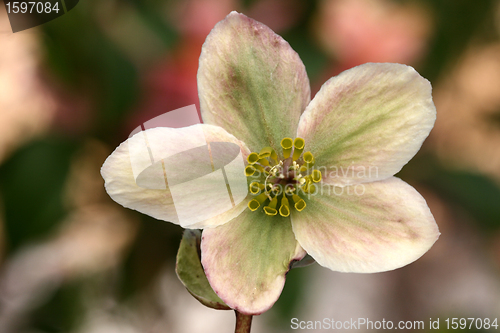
[291,177,439,273]
[101,124,251,228]
[198,11,310,153]
[201,209,305,315]
[297,63,436,186]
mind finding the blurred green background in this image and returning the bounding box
[0,0,500,332]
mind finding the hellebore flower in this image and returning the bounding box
[101,12,439,315]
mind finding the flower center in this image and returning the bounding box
[245,138,322,217]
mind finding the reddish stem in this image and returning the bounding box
[234,311,253,333]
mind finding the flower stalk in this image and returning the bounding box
[234,311,253,333]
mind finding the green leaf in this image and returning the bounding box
[175,229,230,310]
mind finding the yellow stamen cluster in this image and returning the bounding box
[245,138,322,216]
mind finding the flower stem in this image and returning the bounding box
[234,311,253,333]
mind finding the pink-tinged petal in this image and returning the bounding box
[297,63,436,186]
[198,11,310,153]
[201,209,305,315]
[101,124,251,228]
[291,177,439,273]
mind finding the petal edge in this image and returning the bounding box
[291,177,439,273]
[201,209,305,314]
[101,124,251,228]
[198,11,311,153]
[297,63,436,186]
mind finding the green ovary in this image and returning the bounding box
[245,138,322,217]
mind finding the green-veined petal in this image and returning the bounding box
[291,177,439,273]
[201,209,305,315]
[297,63,436,186]
[198,11,310,153]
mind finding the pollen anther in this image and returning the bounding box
[279,194,290,217]
[249,181,264,194]
[259,147,278,162]
[303,151,315,167]
[264,196,278,216]
[245,165,256,176]
[311,169,322,183]
[292,138,305,161]
[292,194,306,211]
[246,139,320,216]
[248,192,269,211]
[247,152,260,164]
[257,158,270,166]
[281,138,293,159]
